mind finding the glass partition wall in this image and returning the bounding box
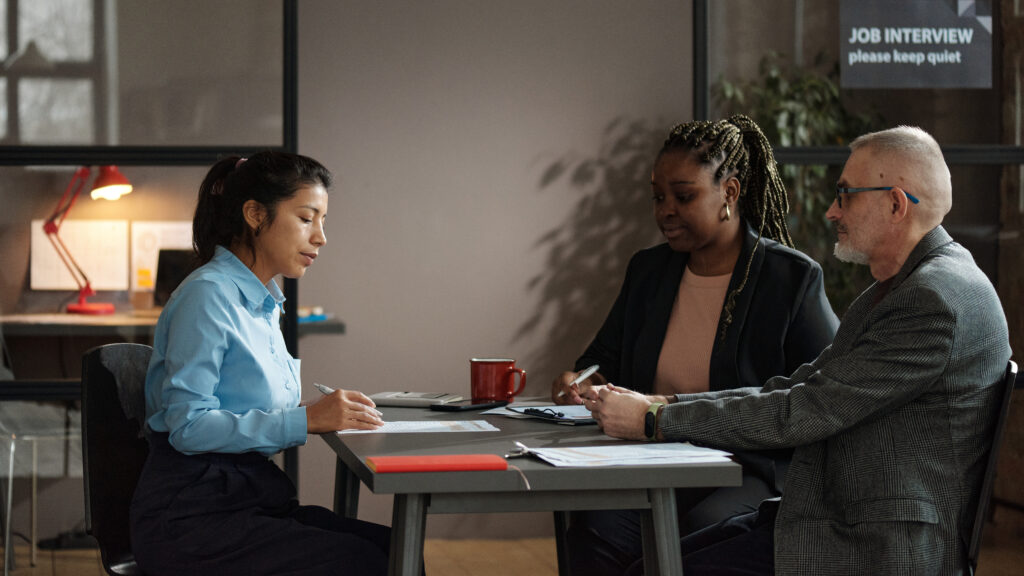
[695,0,1023,313]
[0,2,300,550]
[694,0,1024,513]
[1,0,285,149]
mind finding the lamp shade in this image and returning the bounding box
[90,165,133,200]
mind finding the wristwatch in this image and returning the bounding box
[644,402,664,441]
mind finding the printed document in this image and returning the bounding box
[524,442,732,467]
[336,420,499,434]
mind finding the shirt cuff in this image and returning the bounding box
[285,405,309,447]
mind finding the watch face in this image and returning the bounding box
[644,411,655,439]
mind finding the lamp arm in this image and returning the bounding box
[43,167,90,234]
[43,233,93,296]
[42,167,95,294]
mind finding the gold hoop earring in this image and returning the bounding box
[722,203,731,221]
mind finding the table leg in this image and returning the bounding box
[553,511,570,576]
[333,458,360,519]
[641,487,682,576]
[389,494,427,576]
[3,435,15,576]
[31,439,37,567]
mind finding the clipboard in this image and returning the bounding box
[369,391,463,407]
[506,405,596,426]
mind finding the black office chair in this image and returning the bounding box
[81,343,153,576]
[967,359,1018,575]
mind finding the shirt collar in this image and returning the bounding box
[212,245,285,313]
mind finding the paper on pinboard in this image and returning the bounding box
[30,219,129,290]
[130,221,192,291]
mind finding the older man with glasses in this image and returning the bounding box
[585,125,1011,576]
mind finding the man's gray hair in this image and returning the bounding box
[850,126,952,219]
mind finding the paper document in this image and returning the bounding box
[336,420,499,434]
[485,402,590,418]
[523,442,732,467]
[503,404,595,425]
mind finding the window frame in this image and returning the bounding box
[0,0,298,167]
[1,0,106,146]
[691,0,1024,167]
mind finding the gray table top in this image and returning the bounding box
[321,405,742,496]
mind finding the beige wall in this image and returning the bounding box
[294,0,691,537]
[0,0,693,541]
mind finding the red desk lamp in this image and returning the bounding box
[42,166,133,314]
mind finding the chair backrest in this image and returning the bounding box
[81,343,153,576]
[967,359,1018,574]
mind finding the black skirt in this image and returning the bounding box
[130,433,389,576]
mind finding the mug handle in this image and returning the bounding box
[508,367,526,398]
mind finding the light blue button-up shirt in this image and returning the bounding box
[144,246,307,456]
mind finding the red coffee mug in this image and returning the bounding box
[470,358,526,402]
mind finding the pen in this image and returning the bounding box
[556,364,599,398]
[313,382,335,395]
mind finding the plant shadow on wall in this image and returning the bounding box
[715,52,886,315]
[514,118,665,382]
[516,57,884,383]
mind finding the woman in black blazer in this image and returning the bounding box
[552,116,839,576]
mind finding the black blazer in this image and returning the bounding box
[577,224,838,394]
[576,224,839,492]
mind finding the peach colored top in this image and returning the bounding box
[653,267,731,396]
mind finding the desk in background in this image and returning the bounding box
[0,312,345,493]
[0,312,345,380]
[0,312,345,340]
[322,406,742,576]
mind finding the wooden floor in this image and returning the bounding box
[3,530,1021,575]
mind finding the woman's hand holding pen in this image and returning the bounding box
[550,366,606,405]
[305,384,384,433]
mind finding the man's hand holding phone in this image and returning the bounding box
[551,364,603,405]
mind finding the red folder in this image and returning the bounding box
[366,454,508,473]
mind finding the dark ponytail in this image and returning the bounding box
[192,151,332,264]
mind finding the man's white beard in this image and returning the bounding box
[833,241,869,265]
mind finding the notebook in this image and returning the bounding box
[366,454,507,473]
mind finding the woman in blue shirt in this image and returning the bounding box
[130,152,390,576]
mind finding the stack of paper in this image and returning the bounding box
[524,443,732,467]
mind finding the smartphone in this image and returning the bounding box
[429,399,509,412]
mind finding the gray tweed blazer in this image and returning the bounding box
[660,226,1011,575]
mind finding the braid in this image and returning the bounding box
[660,114,794,340]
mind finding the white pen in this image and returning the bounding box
[313,382,335,395]
[556,364,600,398]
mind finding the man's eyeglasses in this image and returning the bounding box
[835,186,920,209]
